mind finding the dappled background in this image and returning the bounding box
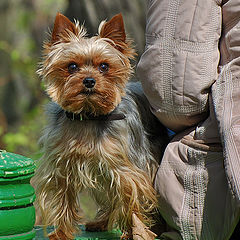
[0,0,146,220]
[0,0,146,158]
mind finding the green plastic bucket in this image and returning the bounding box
[0,150,36,239]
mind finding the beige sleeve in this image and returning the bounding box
[137,0,222,132]
[212,0,240,200]
[138,1,240,239]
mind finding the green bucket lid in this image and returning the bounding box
[0,150,36,208]
[0,150,35,180]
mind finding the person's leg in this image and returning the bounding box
[154,98,240,239]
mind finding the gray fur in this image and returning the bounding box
[43,82,168,172]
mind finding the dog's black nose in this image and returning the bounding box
[83,77,96,89]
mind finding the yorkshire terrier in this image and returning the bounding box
[34,13,168,239]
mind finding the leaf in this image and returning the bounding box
[132,213,157,240]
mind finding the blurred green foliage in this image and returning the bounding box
[2,105,46,159]
[0,0,67,157]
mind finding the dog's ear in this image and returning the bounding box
[51,13,77,44]
[99,13,126,49]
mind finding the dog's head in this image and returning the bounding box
[38,13,135,116]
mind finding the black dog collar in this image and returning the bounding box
[65,111,126,121]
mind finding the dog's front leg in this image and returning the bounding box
[113,166,157,237]
[48,229,71,240]
[35,169,83,239]
[47,182,83,239]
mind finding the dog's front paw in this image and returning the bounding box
[48,230,73,240]
[85,220,108,232]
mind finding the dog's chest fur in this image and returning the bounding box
[47,111,130,189]
[42,83,165,190]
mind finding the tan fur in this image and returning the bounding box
[34,13,160,239]
[35,120,157,237]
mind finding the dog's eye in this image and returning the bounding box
[68,63,79,73]
[99,63,109,73]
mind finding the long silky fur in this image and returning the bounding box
[34,13,169,239]
[34,82,168,237]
